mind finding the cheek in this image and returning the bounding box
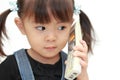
[26,32,43,48]
[60,29,70,41]
[58,32,69,45]
[58,37,68,50]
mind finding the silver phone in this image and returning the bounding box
[65,15,82,80]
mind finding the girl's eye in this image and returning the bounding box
[58,26,66,30]
[36,26,46,31]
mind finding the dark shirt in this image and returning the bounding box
[0,50,62,80]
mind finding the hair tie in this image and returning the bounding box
[71,0,81,27]
[9,0,18,11]
[74,0,81,15]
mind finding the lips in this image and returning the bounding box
[44,46,57,51]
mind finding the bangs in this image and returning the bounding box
[21,0,73,23]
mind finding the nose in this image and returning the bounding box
[45,31,57,42]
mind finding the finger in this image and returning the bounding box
[73,40,88,52]
[80,40,88,52]
[73,45,84,52]
[79,58,88,68]
[73,51,88,61]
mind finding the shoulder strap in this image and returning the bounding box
[14,49,35,80]
[61,51,67,80]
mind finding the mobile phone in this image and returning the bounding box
[65,15,82,80]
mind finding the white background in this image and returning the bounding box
[0,0,120,80]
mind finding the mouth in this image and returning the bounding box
[44,46,57,51]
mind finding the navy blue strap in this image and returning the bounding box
[14,49,35,80]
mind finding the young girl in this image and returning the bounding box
[0,0,95,80]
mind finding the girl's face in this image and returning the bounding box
[16,15,72,61]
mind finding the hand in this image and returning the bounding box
[73,40,89,80]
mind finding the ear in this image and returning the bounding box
[14,17,26,35]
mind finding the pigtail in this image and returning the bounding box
[80,10,95,53]
[0,9,11,56]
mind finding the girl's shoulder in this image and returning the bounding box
[0,54,20,74]
[0,55,17,69]
[0,55,21,80]
[0,56,7,64]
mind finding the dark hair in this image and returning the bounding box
[0,9,11,55]
[0,0,95,55]
[17,0,73,23]
[80,10,95,53]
